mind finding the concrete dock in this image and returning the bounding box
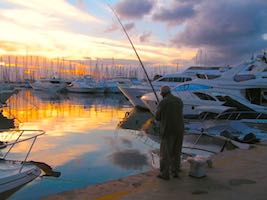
[44,142,267,200]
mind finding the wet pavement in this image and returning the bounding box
[45,141,267,200]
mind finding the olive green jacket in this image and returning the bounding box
[155,94,184,140]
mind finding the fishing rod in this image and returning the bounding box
[107,4,160,103]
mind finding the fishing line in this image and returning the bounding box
[106,3,160,103]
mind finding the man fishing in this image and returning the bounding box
[156,86,184,180]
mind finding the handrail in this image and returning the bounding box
[0,130,45,149]
[0,129,45,173]
[4,130,24,159]
[214,111,266,120]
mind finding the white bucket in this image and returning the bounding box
[187,156,210,178]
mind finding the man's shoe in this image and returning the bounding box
[157,174,170,180]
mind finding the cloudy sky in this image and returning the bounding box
[0,0,266,66]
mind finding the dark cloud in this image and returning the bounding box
[115,0,154,19]
[104,22,134,33]
[153,3,196,25]
[124,22,135,31]
[169,0,267,64]
[139,31,152,43]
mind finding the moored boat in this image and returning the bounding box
[30,77,68,93]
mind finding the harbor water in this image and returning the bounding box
[1,90,157,200]
[1,89,267,199]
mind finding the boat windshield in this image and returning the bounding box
[157,77,192,82]
[173,84,211,92]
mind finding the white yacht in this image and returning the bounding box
[118,65,230,109]
[103,78,134,93]
[67,75,105,93]
[0,84,16,106]
[30,77,69,93]
[141,52,267,121]
[118,73,194,109]
[182,52,267,106]
[141,83,267,120]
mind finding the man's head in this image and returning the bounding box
[160,86,171,98]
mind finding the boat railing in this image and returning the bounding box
[199,111,266,121]
[0,129,45,173]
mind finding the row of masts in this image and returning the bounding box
[0,55,179,83]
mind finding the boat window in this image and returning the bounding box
[247,65,256,71]
[158,77,169,82]
[185,78,192,81]
[50,80,60,84]
[196,74,207,79]
[215,96,226,102]
[264,67,267,72]
[207,74,220,79]
[194,92,216,101]
[173,77,183,82]
[233,74,255,82]
[158,77,186,82]
[173,84,211,92]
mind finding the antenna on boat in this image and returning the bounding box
[107,4,160,103]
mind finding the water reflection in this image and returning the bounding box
[1,90,152,200]
[109,149,148,170]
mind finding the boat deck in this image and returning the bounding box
[0,160,38,180]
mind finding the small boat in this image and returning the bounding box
[0,160,41,194]
[0,129,45,195]
[67,75,105,93]
[103,78,138,93]
[0,84,16,106]
[30,77,69,93]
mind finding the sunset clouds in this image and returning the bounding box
[0,0,266,66]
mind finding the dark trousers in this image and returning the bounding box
[160,135,183,177]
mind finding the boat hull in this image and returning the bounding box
[0,89,15,104]
[30,81,67,93]
[0,160,41,194]
[67,87,97,93]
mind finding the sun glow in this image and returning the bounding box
[0,0,196,65]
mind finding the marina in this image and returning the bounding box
[0,88,266,199]
[0,0,267,199]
